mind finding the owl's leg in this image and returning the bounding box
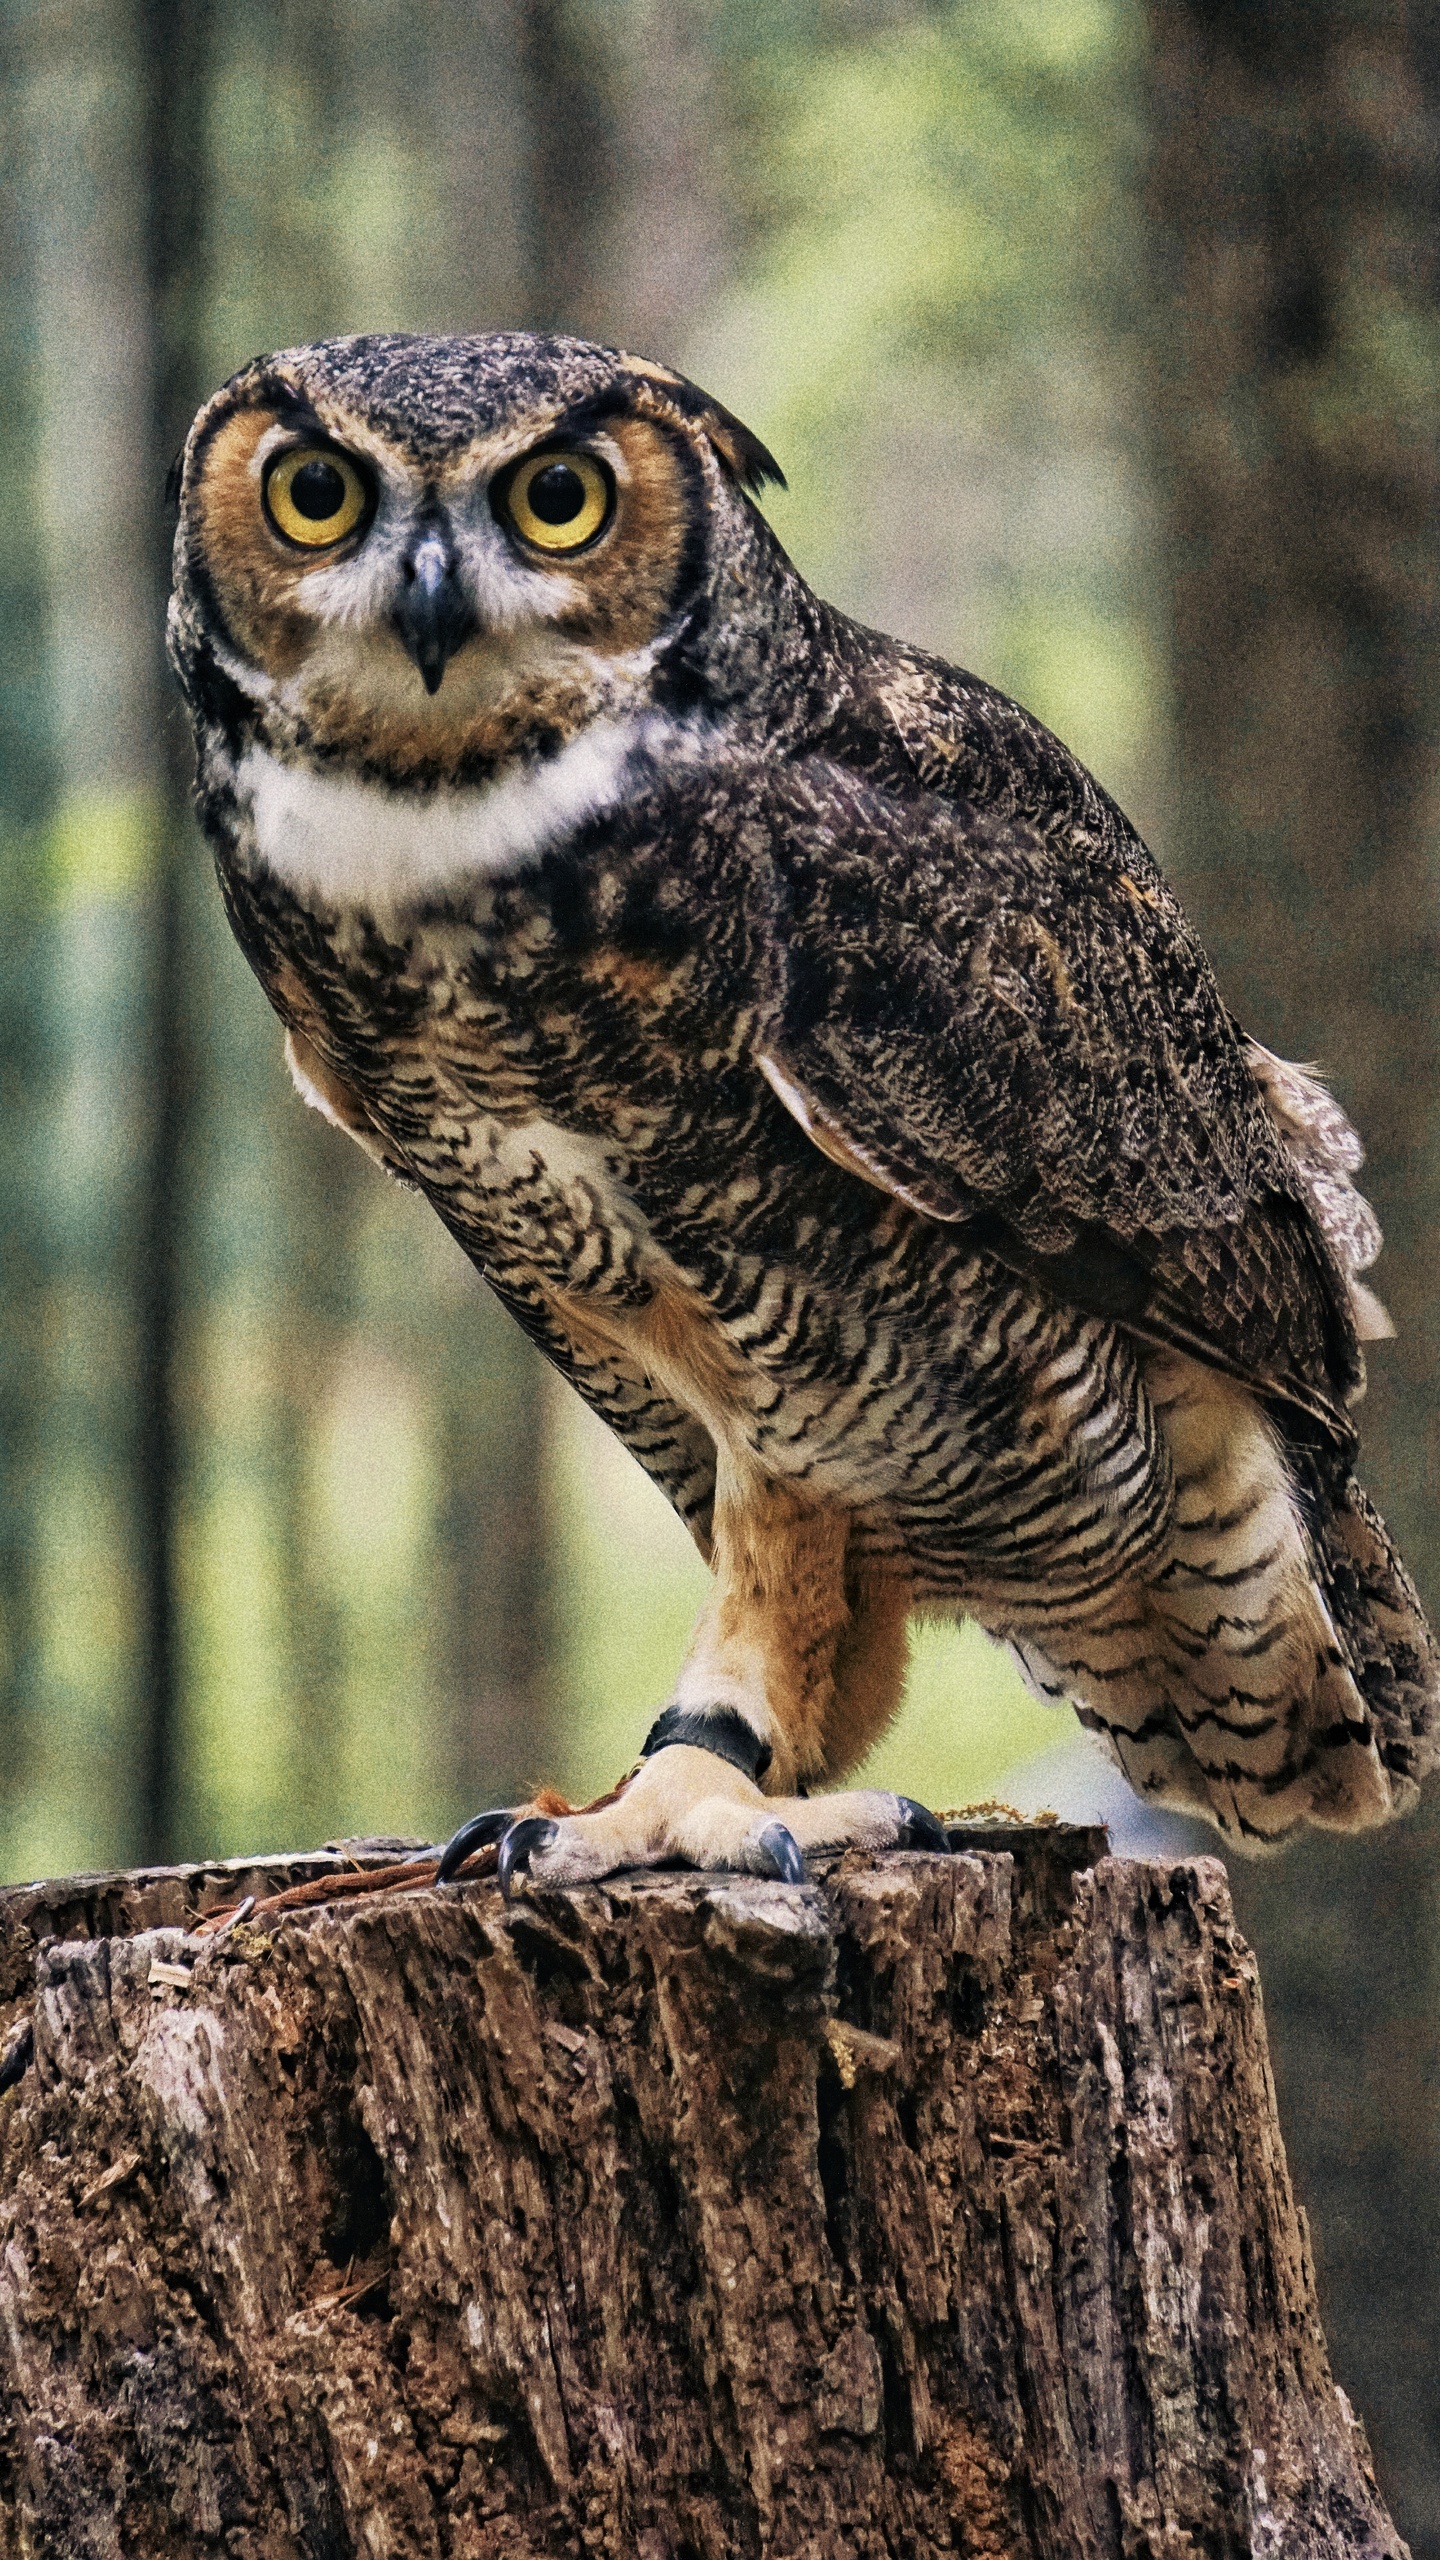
[438,1482,946,1891]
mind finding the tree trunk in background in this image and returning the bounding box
[0,58,53,1870]
[1146,5,1440,2545]
[439,1344,556,1811]
[0,1832,1408,2557]
[522,0,734,361]
[520,0,612,333]
[15,0,176,1870]
[135,0,214,1863]
[431,0,536,335]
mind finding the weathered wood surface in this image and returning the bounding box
[0,1829,1405,2559]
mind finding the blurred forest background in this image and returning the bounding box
[0,0,1438,2540]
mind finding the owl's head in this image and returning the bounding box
[171,332,788,782]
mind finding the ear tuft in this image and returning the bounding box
[635,365,785,494]
[700,400,787,496]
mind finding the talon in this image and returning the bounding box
[498,1815,559,1898]
[752,1820,806,1885]
[0,2019,33,2094]
[436,1808,514,1882]
[894,1796,953,1855]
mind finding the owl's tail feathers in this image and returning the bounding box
[1008,1378,1440,1851]
[1314,1477,1440,1819]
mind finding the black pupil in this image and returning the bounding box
[527,461,587,525]
[289,458,348,521]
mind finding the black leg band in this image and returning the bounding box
[640,1705,773,1787]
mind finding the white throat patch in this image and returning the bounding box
[239,717,669,909]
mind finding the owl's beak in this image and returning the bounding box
[392,525,475,694]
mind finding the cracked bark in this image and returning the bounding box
[0,1830,1406,2558]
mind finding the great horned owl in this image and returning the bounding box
[169,330,1440,1890]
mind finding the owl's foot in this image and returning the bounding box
[436,1707,950,1895]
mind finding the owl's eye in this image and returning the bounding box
[500,449,613,554]
[264,445,372,550]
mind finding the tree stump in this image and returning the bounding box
[0,1828,1405,2558]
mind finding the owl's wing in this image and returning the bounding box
[743,750,1364,1455]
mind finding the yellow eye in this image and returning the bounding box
[502,449,612,553]
[264,445,371,549]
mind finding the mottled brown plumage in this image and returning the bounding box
[169,330,1440,1877]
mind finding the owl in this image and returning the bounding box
[169,330,1439,1891]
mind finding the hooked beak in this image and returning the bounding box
[391,524,475,694]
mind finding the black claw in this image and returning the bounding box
[436,1809,514,1883]
[0,2019,33,2094]
[894,1796,953,1855]
[497,1816,559,1899]
[752,1820,806,1885]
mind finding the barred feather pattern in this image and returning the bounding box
[217,841,1438,1850]
[1001,1058,1436,1843]
[1009,1354,1396,1844]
